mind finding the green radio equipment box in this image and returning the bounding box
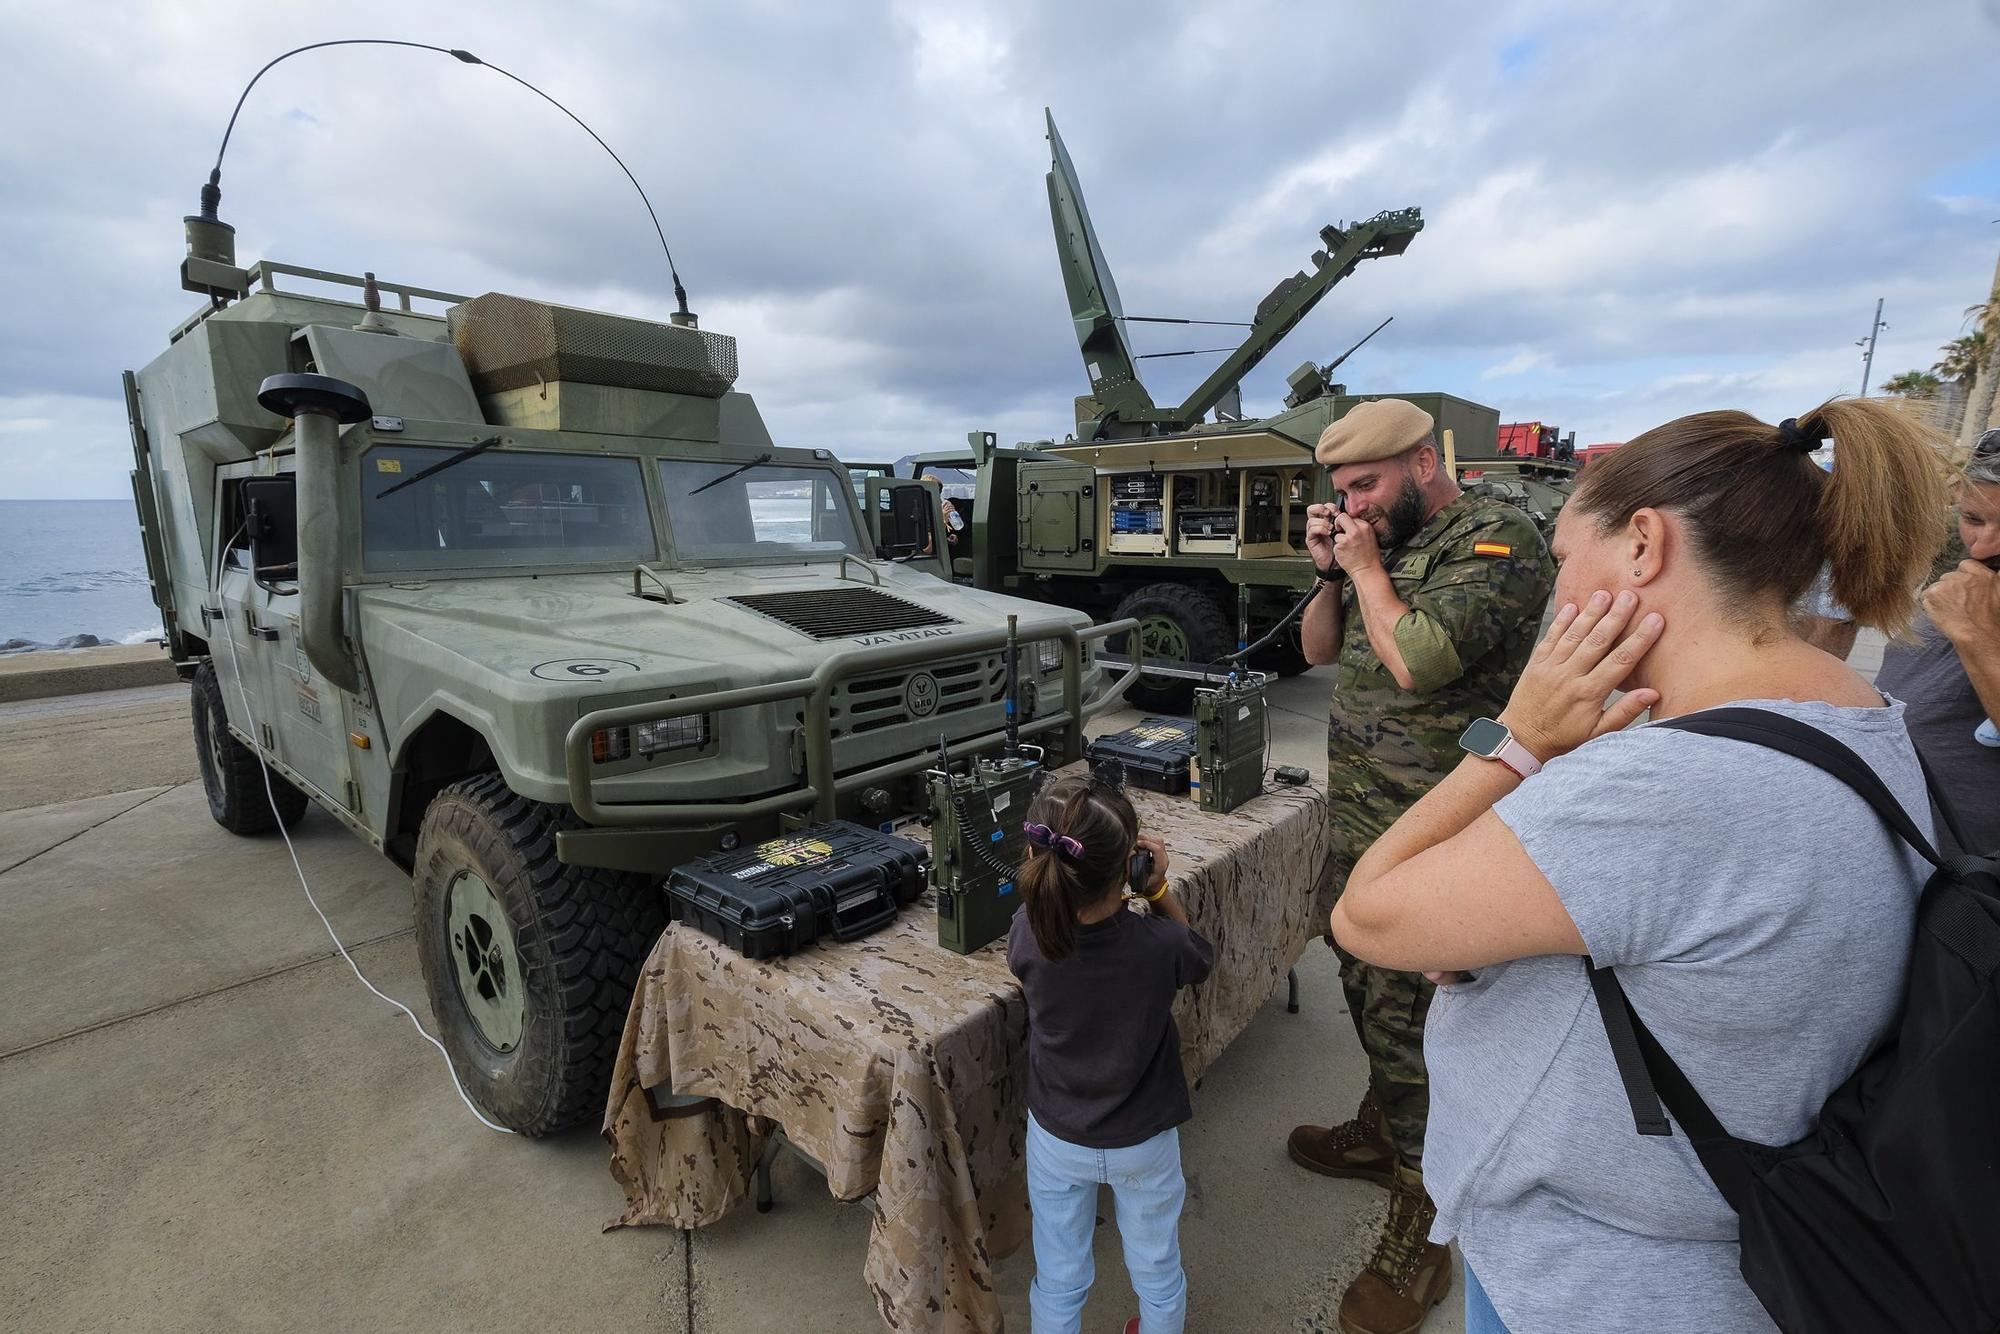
[928,746,1043,954]
[1194,676,1267,814]
[930,614,1047,954]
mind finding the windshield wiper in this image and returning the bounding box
[687,451,773,496]
[375,435,503,500]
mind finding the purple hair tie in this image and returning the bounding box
[1021,821,1084,862]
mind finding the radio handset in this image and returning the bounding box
[1127,847,1156,898]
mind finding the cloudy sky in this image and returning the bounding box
[3,0,1998,498]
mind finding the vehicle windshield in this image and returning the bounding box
[658,459,863,562]
[361,445,656,572]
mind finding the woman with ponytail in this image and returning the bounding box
[1327,400,1949,1332]
[1007,774,1212,1334]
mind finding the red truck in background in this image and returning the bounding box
[1497,421,1578,461]
[1575,442,1623,469]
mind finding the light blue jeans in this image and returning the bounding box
[1465,1265,1512,1334]
[1026,1112,1187,1334]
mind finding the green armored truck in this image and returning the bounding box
[893,114,1567,711]
[129,221,1130,1134]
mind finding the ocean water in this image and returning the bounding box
[0,493,845,652]
[0,499,163,650]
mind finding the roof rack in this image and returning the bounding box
[171,260,473,340]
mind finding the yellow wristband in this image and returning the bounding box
[1144,881,1169,903]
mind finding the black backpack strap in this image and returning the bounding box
[1584,960,1671,1136]
[1588,706,1942,1150]
[1654,707,1944,866]
[1586,959,1732,1140]
[1586,958,1756,1210]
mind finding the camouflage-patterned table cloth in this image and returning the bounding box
[603,778,1331,1333]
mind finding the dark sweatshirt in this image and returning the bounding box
[1006,904,1216,1149]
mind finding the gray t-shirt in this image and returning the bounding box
[1422,698,1931,1333]
[1876,613,1999,852]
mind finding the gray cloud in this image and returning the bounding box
[2,0,1997,496]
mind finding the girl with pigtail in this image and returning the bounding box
[1007,773,1213,1334]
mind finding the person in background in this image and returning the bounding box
[1792,456,1857,659]
[1877,427,2000,849]
[1794,564,1858,661]
[1293,398,1552,1334]
[1008,775,1213,1334]
[1330,399,1946,1332]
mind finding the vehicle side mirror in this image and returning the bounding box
[880,484,935,560]
[243,475,300,580]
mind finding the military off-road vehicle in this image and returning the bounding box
[902,114,1569,712]
[128,157,1130,1137]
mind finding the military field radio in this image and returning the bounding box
[928,615,1045,954]
[1194,587,1270,814]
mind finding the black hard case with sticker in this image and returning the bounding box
[663,820,931,960]
[1084,717,1197,794]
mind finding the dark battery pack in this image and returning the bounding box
[663,821,930,960]
[1085,718,1197,794]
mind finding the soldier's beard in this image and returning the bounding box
[1380,474,1429,549]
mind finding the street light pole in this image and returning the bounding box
[1857,298,1887,396]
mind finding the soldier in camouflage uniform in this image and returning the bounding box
[1292,398,1553,1334]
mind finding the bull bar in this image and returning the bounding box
[562,618,1140,827]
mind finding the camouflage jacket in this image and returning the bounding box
[1327,489,1554,820]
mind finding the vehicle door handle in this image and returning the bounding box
[249,625,279,642]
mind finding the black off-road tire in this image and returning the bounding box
[191,660,310,835]
[1110,582,1236,714]
[413,773,667,1136]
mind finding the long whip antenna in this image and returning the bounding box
[205,38,691,318]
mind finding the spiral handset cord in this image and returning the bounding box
[937,735,1024,880]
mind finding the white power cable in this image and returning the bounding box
[213,521,515,1133]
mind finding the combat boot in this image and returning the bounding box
[1286,1086,1394,1187]
[1336,1163,1452,1334]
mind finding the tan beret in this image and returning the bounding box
[1314,398,1436,467]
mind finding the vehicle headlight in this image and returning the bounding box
[636,715,710,756]
[590,715,712,764]
[1035,639,1065,674]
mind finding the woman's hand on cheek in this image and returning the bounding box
[1498,590,1665,762]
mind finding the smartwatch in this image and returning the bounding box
[1459,717,1542,779]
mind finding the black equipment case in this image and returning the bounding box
[1085,718,1197,794]
[663,821,930,960]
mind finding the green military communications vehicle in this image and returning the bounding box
[900,115,1568,712]
[129,142,1130,1135]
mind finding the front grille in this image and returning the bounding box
[840,656,1007,734]
[724,587,958,640]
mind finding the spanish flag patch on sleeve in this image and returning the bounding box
[1472,541,1513,558]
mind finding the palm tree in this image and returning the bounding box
[1934,331,1989,386]
[1880,369,1942,397]
[1958,283,2000,448]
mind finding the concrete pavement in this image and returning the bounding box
[0,669,1447,1334]
[1,630,1896,1332]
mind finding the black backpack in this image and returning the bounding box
[1586,707,2000,1334]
